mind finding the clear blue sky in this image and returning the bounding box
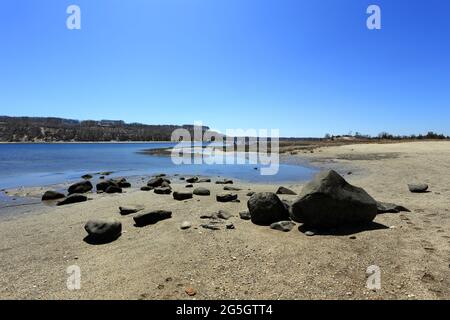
[0,0,449,137]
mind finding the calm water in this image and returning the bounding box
[0,143,317,189]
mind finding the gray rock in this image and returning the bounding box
[154,187,172,195]
[291,170,377,229]
[147,177,165,188]
[224,186,242,191]
[105,185,122,194]
[57,194,87,206]
[193,187,210,196]
[42,190,65,201]
[180,221,192,230]
[96,180,117,192]
[140,186,153,191]
[216,193,238,202]
[246,192,255,197]
[133,210,172,227]
[81,174,93,180]
[270,221,296,232]
[376,201,411,214]
[173,191,193,201]
[247,192,289,225]
[84,219,122,244]
[68,180,93,194]
[186,177,199,183]
[201,223,221,231]
[217,210,233,220]
[161,181,171,188]
[304,230,315,236]
[408,184,429,193]
[226,223,235,230]
[185,184,193,188]
[276,186,297,195]
[215,179,233,185]
[197,178,211,183]
[119,205,144,215]
[239,211,251,220]
[201,210,233,220]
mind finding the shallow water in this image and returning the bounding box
[0,143,317,189]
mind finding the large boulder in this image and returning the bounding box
[42,190,65,201]
[57,194,87,206]
[68,180,93,194]
[133,210,172,227]
[247,192,289,225]
[291,170,378,228]
[84,219,122,244]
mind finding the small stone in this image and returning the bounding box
[173,191,193,201]
[226,223,235,230]
[180,221,192,230]
[239,211,251,220]
[305,230,315,236]
[119,205,144,215]
[276,186,297,195]
[216,193,238,202]
[408,184,429,193]
[224,186,242,191]
[193,187,210,196]
[201,224,221,231]
[270,221,296,232]
[185,287,196,296]
[349,236,357,239]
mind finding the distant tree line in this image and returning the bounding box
[324,131,450,141]
[0,116,210,142]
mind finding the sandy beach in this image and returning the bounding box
[0,141,449,300]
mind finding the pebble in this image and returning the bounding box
[305,231,315,236]
[180,221,192,230]
[185,287,197,296]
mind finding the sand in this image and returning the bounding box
[0,141,449,300]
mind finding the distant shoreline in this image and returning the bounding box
[0,141,175,144]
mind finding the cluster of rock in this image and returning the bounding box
[44,170,415,245]
[42,175,132,206]
[241,170,410,234]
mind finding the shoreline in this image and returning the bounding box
[0,141,449,299]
